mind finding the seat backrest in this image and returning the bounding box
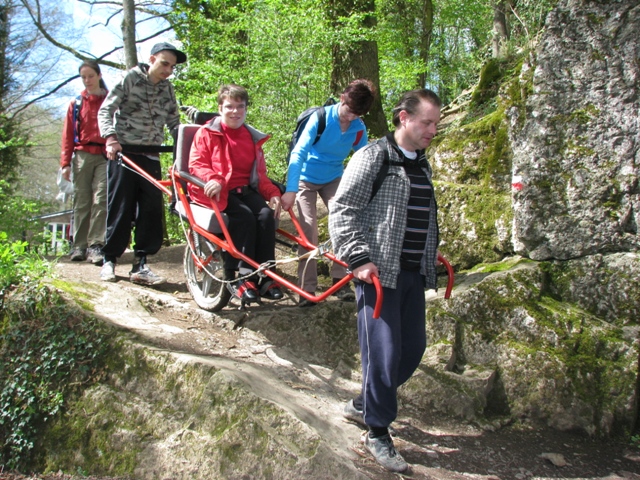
[173,123,228,234]
[175,124,201,173]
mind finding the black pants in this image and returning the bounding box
[223,189,276,272]
[356,270,427,428]
[103,154,164,261]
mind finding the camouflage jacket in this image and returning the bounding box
[98,64,180,147]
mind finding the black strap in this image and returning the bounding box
[73,95,82,144]
[120,144,175,153]
[313,107,327,145]
[370,142,404,202]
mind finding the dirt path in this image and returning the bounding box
[39,245,640,480]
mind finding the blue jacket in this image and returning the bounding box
[285,103,367,192]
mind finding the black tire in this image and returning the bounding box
[183,231,231,312]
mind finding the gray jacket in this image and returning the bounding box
[98,64,180,146]
[329,136,439,289]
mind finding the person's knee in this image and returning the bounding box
[258,209,276,231]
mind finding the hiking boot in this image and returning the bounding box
[230,280,259,303]
[332,278,355,301]
[86,245,104,266]
[100,261,116,282]
[259,279,284,300]
[70,247,86,262]
[364,433,408,473]
[343,399,366,427]
[130,265,166,286]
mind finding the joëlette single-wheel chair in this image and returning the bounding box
[116,112,454,316]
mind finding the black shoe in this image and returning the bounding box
[231,280,259,302]
[259,280,283,300]
[298,297,317,308]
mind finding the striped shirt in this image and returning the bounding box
[400,156,432,271]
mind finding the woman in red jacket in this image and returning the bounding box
[188,84,283,303]
[60,60,108,264]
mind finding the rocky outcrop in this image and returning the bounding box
[509,0,640,260]
[405,253,640,435]
[39,253,638,480]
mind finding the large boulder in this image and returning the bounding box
[402,253,639,435]
[509,0,640,259]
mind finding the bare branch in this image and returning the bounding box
[18,0,126,69]
[78,0,122,6]
[105,9,122,27]
[138,25,173,43]
[12,76,80,115]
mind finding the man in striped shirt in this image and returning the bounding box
[329,89,441,473]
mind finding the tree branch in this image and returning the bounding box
[18,0,126,69]
[138,25,173,43]
[12,76,80,115]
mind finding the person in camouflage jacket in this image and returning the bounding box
[97,42,186,286]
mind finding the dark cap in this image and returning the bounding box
[150,42,187,64]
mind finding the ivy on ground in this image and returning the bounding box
[0,248,113,470]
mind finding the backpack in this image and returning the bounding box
[286,98,365,164]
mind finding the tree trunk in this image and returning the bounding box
[327,0,388,137]
[0,0,9,105]
[122,0,137,68]
[492,0,509,58]
[417,0,434,88]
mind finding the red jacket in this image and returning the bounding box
[60,89,107,168]
[188,117,281,211]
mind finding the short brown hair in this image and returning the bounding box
[342,79,377,116]
[217,84,249,106]
[391,89,442,127]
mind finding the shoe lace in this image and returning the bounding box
[379,435,399,458]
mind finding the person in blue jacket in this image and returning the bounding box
[281,79,376,306]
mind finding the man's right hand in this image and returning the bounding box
[105,136,122,160]
[352,262,379,284]
[281,191,297,211]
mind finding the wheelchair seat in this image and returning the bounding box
[173,124,228,234]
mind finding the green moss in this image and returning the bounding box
[465,256,533,274]
[435,108,511,188]
[436,182,512,268]
[550,104,600,127]
[471,58,505,107]
[586,12,605,26]
[50,279,101,312]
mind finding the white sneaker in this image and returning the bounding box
[364,433,408,473]
[129,266,166,286]
[100,261,116,282]
[343,399,366,426]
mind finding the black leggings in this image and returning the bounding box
[223,189,276,272]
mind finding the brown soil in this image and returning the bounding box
[6,241,640,480]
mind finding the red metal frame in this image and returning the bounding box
[119,153,453,319]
